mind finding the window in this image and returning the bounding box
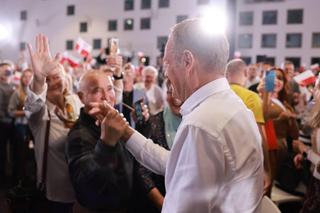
[93,39,102,50]
[256,55,275,65]
[157,36,168,49]
[20,10,27,20]
[285,57,300,68]
[239,11,253,26]
[140,18,151,30]
[80,22,88,33]
[312,33,320,48]
[125,0,134,10]
[197,0,210,4]
[286,33,302,48]
[66,40,74,50]
[141,0,151,9]
[241,57,252,65]
[311,57,320,65]
[19,42,26,51]
[287,9,303,24]
[67,5,75,16]
[261,34,276,48]
[238,34,252,48]
[176,15,188,24]
[262,10,277,25]
[108,20,117,31]
[124,18,134,30]
[159,0,169,8]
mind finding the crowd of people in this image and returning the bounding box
[0,18,320,213]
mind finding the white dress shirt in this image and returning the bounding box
[126,78,264,212]
[24,84,82,202]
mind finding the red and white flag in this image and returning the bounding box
[293,70,316,86]
[75,38,92,57]
[60,52,81,68]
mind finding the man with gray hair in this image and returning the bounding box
[90,19,264,212]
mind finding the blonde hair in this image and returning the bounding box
[18,69,33,109]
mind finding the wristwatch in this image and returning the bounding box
[113,72,123,80]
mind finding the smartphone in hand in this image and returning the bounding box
[134,99,144,123]
[108,38,119,56]
[265,70,276,92]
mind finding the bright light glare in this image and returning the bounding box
[200,7,227,35]
[0,23,12,41]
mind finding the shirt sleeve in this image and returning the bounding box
[24,84,47,115]
[66,128,133,211]
[126,131,170,175]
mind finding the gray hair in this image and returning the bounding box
[142,66,158,78]
[170,18,229,74]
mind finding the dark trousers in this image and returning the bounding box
[0,121,14,185]
[12,124,30,183]
[48,200,73,213]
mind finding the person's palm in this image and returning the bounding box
[27,34,52,79]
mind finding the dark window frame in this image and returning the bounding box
[124,18,134,31]
[140,17,151,30]
[66,40,74,50]
[67,5,75,16]
[158,0,169,8]
[238,34,253,49]
[20,10,27,21]
[262,10,277,25]
[141,0,151,9]
[125,0,134,11]
[93,39,102,50]
[287,9,303,24]
[286,33,302,48]
[80,22,88,33]
[108,20,118,31]
[312,32,320,48]
[261,34,277,48]
[239,11,253,26]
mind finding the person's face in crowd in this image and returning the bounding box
[21,70,33,87]
[80,74,115,108]
[163,37,185,101]
[123,65,135,84]
[0,64,12,83]
[144,71,155,89]
[274,70,285,93]
[46,67,66,97]
[248,65,258,79]
[284,64,295,79]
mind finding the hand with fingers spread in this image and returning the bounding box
[27,34,59,94]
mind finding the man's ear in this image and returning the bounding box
[182,50,194,71]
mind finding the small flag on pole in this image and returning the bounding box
[293,70,316,86]
[60,52,81,68]
[75,38,92,57]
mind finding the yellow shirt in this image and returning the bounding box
[231,84,264,124]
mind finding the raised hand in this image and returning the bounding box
[28,34,58,94]
[27,34,52,80]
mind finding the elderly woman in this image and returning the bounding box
[24,34,82,212]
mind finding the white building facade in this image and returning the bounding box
[236,0,320,67]
[0,0,319,67]
[0,0,226,65]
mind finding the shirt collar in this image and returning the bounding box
[180,78,230,116]
[79,107,100,133]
